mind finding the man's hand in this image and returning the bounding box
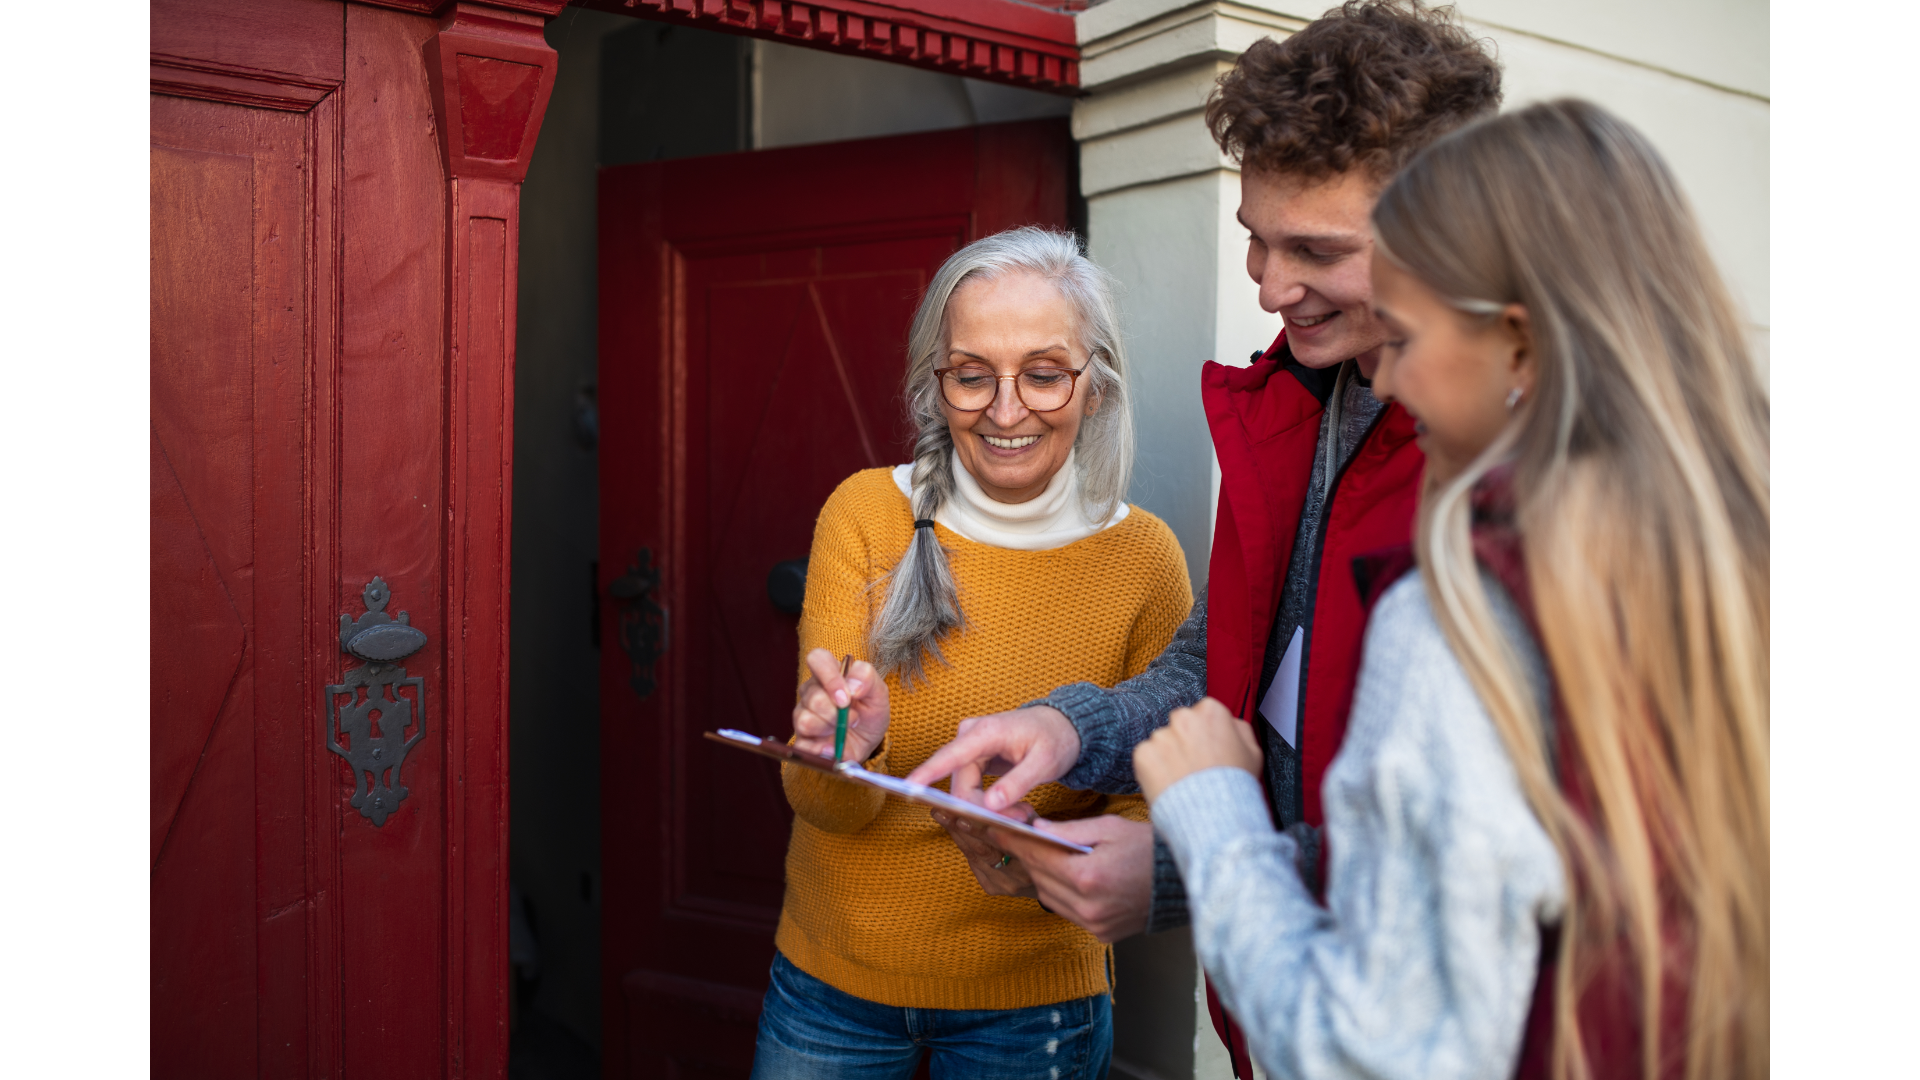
[904,705,1082,812]
[974,814,1154,943]
[931,804,1039,899]
[791,648,889,763]
[1133,697,1261,804]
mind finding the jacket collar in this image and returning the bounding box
[1202,330,1329,715]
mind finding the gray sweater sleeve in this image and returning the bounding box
[1035,598,1209,934]
[1151,576,1567,1080]
[1146,835,1190,933]
[1039,595,1210,795]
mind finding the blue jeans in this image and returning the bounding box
[750,951,1113,1080]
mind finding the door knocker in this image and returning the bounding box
[324,577,429,827]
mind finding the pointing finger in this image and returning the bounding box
[982,752,1056,812]
[906,727,1002,788]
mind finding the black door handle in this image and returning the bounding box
[767,558,809,615]
[610,549,668,699]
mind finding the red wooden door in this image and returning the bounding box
[597,119,1072,1078]
[150,2,556,1075]
[150,75,330,1080]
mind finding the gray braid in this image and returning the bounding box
[868,425,966,684]
[868,226,1133,684]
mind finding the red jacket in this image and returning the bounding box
[1199,334,1425,1076]
[1471,473,1689,1080]
[1201,336,1425,825]
[1355,471,1690,1080]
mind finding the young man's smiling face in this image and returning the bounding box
[1240,166,1390,372]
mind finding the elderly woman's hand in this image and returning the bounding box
[792,648,890,763]
[931,803,1040,899]
[1133,697,1261,804]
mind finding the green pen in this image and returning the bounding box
[833,654,853,764]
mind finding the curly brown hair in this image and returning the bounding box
[1205,0,1501,183]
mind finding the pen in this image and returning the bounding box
[833,654,853,763]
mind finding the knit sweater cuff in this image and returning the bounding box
[1152,768,1276,893]
[1040,682,1142,794]
[1145,834,1190,933]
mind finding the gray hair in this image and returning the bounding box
[869,226,1135,684]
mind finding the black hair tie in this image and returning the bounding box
[913,519,935,530]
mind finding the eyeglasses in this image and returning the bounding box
[934,363,1088,413]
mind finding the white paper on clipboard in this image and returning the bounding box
[843,765,1095,855]
[709,728,1094,854]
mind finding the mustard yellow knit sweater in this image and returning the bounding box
[776,467,1193,1010]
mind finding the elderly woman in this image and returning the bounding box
[748,227,1191,1079]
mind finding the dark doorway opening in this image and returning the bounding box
[509,10,1071,1077]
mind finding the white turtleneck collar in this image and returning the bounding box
[890,449,1129,552]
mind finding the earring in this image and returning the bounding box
[1505,387,1524,410]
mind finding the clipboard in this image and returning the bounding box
[704,729,1095,855]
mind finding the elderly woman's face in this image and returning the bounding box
[941,271,1098,504]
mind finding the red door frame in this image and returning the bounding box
[152,0,1079,1074]
[153,1,564,1075]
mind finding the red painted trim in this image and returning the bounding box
[304,87,346,1080]
[576,0,1080,92]
[422,3,560,183]
[441,175,521,1080]
[150,56,340,111]
[357,0,569,16]
[422,4,554,1073]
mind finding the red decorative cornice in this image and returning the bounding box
[576,0,1080,92]
[422,3,561,182]
[355,0,570,16]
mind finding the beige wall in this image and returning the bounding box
[1456,0,1770,383]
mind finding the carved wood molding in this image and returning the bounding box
[422,3,561,182]
[356,0,568,16]
[150,55,340,112]
[576,0,1080,92]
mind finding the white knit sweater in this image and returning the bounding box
[1152,573,1567,1080]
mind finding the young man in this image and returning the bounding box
[904,3,1501,1073]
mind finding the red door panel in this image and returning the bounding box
[151,91,319,1079]
[598,119,1072,1078]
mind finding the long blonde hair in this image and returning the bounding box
[1373,100,1768,1080]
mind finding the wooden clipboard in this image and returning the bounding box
[704,729,1095,855]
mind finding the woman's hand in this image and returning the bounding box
[1133,697,1261,804]
[791,648,890,763]
[931,803,1039,899]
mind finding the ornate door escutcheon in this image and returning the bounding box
[609,548,668,699]
[324,577,429,827]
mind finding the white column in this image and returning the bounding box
[1074,10,1298,1076]
[1074,0,1296,592]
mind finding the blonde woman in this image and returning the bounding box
[1133,100,1768,1080]
[749,227,1191,1079]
